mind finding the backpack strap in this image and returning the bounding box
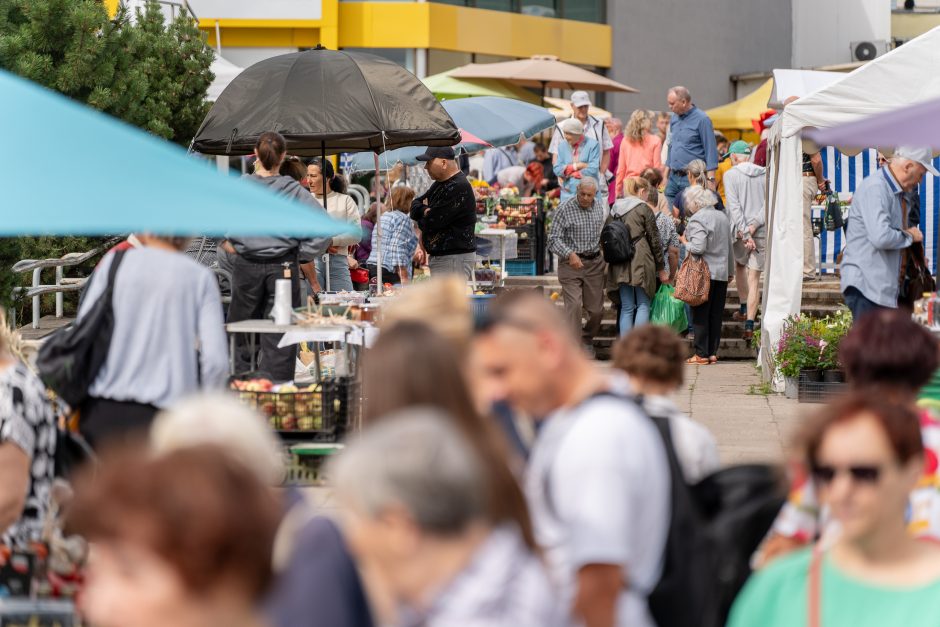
[105,249,128,294]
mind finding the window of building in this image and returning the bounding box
[561,0,603,23]
[475,0,515,10]
[521,0,556,18]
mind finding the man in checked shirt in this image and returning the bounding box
[548,176,607,355]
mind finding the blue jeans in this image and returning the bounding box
[316,253,353,292]
[843,286,885,324]
[665,170,691,213]
[619,284,650,336]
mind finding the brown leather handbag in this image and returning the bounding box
[674,254,711,306]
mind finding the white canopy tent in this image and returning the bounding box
[762,26,940,381]
[767,69,843,110]
[207,53,244,102]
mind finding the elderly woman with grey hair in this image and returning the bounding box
[554,116,601,203]
[679,185,733,365]
[330,409,561,627]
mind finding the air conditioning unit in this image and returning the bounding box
[850,40,890,62]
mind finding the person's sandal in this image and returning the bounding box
[709,356,718,364]
[686,356,710,365]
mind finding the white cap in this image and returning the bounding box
[570,90,592,108]
[894,146,940,177]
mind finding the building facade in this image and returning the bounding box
[107,0,612,79]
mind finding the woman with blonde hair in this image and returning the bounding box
[607,176,669,336]
[615,110,663,198]
[366,185,418,285]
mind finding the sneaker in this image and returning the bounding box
[732,311,748,322]
[802,274,818,282]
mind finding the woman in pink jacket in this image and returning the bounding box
[615,110,663,199]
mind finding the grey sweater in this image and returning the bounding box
[79,248,229,408]
[724,162,767,240]
[228,175,331,263]
[685,206,733,281]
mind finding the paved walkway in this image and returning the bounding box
[677,361,804,465]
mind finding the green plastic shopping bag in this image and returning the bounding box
[650,284,688,333]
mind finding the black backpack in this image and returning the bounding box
[644,406,786,627]
[37,249,127,408]
[600,219,638,265]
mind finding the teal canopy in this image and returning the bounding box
[0,70,355,238]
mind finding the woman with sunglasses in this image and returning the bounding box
[760,309,940,564]
[728,393,940,626]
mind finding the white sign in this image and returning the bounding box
[187,0,323,21]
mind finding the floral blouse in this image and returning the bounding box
[0,361,56,547]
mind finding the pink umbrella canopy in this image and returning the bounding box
[804,97,940,152]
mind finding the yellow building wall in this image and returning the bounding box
[892,12,940,41]
[339,2,611,68]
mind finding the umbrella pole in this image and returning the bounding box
[374,153,383,291]
[322,141,331,293]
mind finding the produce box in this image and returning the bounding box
[230,377,359,441]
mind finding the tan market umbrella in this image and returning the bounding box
[449,55,637,102]
[544,96,611,121]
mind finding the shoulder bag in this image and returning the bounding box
[674,254,711,307]
[36,249,127,407]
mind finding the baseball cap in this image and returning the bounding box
[570,91,592,108]
[893,146,940,177]
[415,146,457,162]
[727,140,751,157]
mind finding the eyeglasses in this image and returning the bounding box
[811,464,883,485]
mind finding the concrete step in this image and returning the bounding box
[592,337,757,361]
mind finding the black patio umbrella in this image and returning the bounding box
[191,46,461,156]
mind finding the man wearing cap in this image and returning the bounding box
[663,86,720,211]
[410,146,478,279]
[550,91,613,203]
[724,141,766,340]
[840,146,936,322]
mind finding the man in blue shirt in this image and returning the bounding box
[483,145,520,185]
[840,146,936,322]
[663,86,720,210]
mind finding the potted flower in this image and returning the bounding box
[818,308,851,383]
[776,315,823,398]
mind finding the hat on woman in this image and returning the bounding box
[559,117,584,136]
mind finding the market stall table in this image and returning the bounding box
[224,319,355,376]
[476,228,519,286]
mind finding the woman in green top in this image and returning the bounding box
[728,393,940,627]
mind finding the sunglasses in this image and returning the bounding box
[811,464,882,485]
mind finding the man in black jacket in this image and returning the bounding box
[410,147,477,279]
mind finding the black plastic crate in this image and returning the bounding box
[232,377,359,441]
[798,372,847,404]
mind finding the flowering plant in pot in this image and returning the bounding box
[776,315,823,396]
[817,308,852,382]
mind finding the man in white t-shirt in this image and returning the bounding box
[472,292,670,627]
[549,91,614,204]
